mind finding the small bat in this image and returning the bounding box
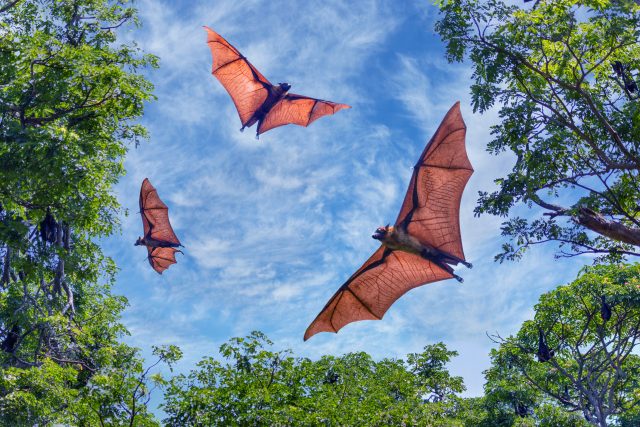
[611,60,638,100]
[600,295,612,322]
[304,102,473,340]
[204,27,350,138]
[514,402,529,418]
[537,329,554,362]
[39,209,57,244]
[135,178,182,274]
[0,325,20,353]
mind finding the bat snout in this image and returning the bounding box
[372,230,386,241]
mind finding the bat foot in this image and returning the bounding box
[240,127,245,133]
[454,274,464,283]
[462,261,473,269]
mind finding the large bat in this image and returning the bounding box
[135,178,182,274]
[204,27,350,137]
[304,102,473,340]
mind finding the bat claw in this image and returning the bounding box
[240,127,245,133]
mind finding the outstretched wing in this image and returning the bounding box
[257,93,350,135]
[395,102,473,262]
[304,246,453,340]
[139,178,181,246]
[147,247,180,275]
[204,26,272,126]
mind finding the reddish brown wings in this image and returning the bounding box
[395,102,473,261]
[304,247,452,340]
[257,94,350,135]
[205,26,271,127]
[140,178,181,246]
[139,178,181,274]
[146,247,180,274]
[304,102,473,340]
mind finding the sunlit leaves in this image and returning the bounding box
[436,0,640,261]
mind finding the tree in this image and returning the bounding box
[436,0,640,262]
[0,0,163,423]
[488,264,640,427]
[162,331,469,426]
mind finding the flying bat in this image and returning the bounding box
[204,26,350,137]
[304,102,473,341]
[135,178,182,274]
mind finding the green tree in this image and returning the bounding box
[162,331,469,426]
[436,0,640,261]
[488,264,640,427]
[0,0,165,424]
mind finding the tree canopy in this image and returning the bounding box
[488,263,640,427]
[0,0,170,424]
[436,0,640,262]
[162,331,468,426]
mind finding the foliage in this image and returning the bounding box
[162,331,468,426]
[436,0,640,262]
[488,263,640,426]
[0,0,163,424]
[0,344,181,426]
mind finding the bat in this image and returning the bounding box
[611,60,638,100]
[1,325,20,353]
[135,178,182,274]
[204,27,350,138]
[39,209,57,244]
[304,102,473,341]
[600,295,612,322]
[536,329,554,363]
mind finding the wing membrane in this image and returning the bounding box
[304,247,452,340]
[395,102,473,261]
[139,178,181,246]
[258,93,350,135]
[205,27,271,126]
[147,247,180,274]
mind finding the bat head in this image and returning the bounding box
[372,224,391,241]
[278,82,291,92]
[134,237,144,246]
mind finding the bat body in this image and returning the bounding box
[204,27,350,137]
[135,236,181,249]
[372,225,470,281]
[304,102,473,341]
[537,329,554,362]
[600,295,612,322]
[611,61,638,99]
[240,83,290,131]
[39,209,57,244]
[135,178,182,274]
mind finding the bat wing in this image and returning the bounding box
[147,247,180,274]
[304,246,453,340]
[204,27,272,127]
[257,93,350,135]
[139,178,181,245]
[395,102,473,262]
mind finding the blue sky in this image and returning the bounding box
[102,0,586,410]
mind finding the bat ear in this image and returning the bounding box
[385,223,390,230]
